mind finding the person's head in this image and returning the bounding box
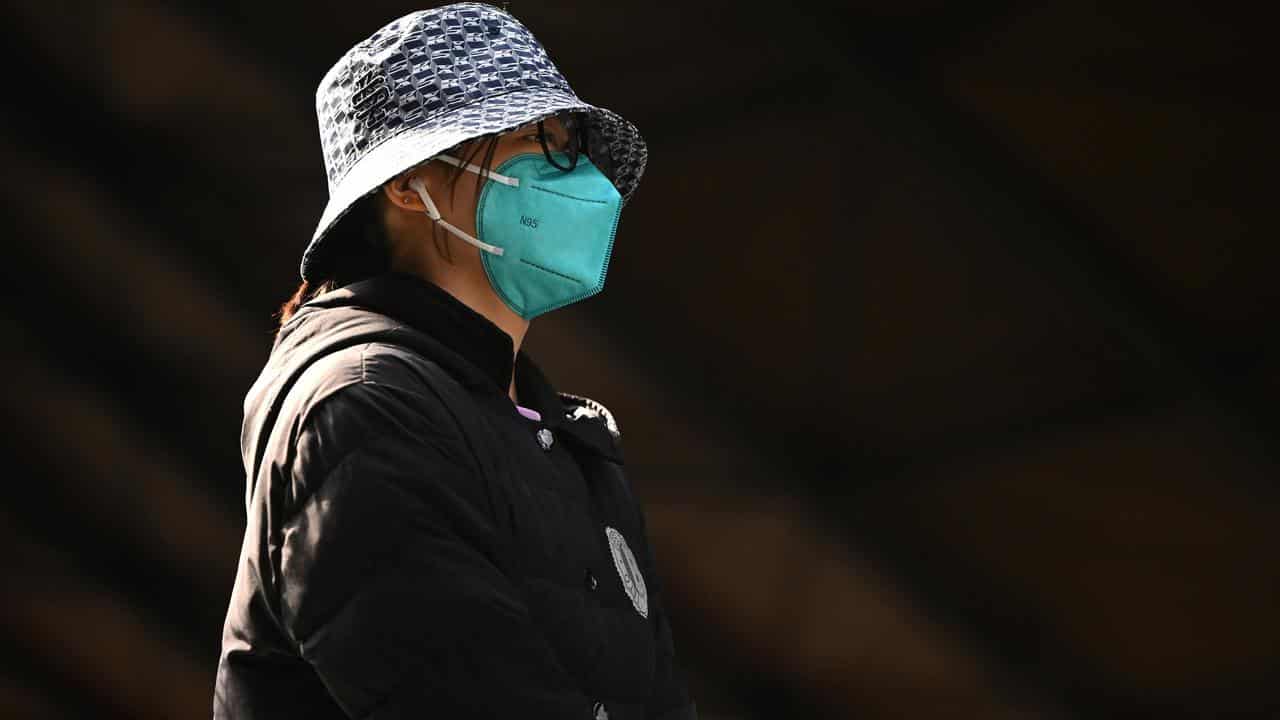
[274,111,579,334]
[284,4,647,342]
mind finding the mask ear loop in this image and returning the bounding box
[433,154,520,187]
[408,174,506,256]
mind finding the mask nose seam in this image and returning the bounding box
[529,184,611,204]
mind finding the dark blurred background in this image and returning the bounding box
[1,1,1276,718]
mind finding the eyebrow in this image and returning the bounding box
[505,118,567,146]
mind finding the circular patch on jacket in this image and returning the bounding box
[605,526,648,618]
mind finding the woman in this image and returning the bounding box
[212,4,696,719]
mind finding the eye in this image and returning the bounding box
[525,131,556,150]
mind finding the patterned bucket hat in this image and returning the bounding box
[299,2,648,281]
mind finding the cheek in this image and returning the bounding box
[446,186,482,227]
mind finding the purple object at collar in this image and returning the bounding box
[515,404,542,422]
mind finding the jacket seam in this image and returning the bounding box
[355,342,465,410]
[282,410,379,525]
[287,430,396,515]
[286,370,470,519]
[285,350,396,519]
[349,341,488,482]
[280,434,413,650]
[290,342,377,448]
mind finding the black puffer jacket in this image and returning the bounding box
[213,271,696,720]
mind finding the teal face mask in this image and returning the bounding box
[409,150,623,320]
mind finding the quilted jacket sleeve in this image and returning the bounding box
[275,377,595,719]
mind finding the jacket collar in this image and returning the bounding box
[300,270,567,430]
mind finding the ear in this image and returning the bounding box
[383,164,442,213]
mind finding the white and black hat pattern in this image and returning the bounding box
[301,2,648,281]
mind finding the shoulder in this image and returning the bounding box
[293,340,455,416]
[290,342,468,467]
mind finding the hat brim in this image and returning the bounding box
[300,85,647,282]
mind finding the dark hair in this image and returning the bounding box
[273,133,504,336]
